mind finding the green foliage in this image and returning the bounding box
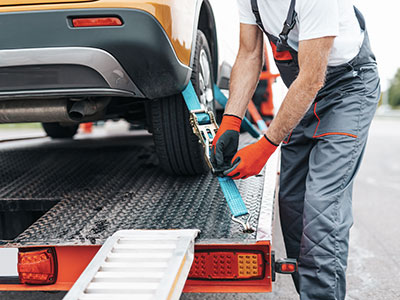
[0,123,41,129]
[388,68,400,107]
[378,93,383,107]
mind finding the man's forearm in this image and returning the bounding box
[265,76,321,145]
[265,37,334,145]
[225,52,263,119]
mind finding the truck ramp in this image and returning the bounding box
[64,230,199,300]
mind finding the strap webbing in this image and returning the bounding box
[218,177,248,217]
[256,120,268,132]
[182,82,211,125]
[182,82,250,218]
[213,84,260,139]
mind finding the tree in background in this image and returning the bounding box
[388,68,400,107]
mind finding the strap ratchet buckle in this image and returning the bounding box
[189,109,218,171]
[190,109,255,234]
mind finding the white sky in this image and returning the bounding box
[353,0,399,90]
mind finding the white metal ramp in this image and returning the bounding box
[63,229,199,300]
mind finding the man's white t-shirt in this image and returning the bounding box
[237,0,364,66]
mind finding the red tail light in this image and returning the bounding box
[188,251,265,280]
[281,263,295,272]
[275,258,297,274]
[72,17,123,28]
[18,248,57,285]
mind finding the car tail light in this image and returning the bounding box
[188,251,265,280]
[72,17,123,28]
[18,248,57,285]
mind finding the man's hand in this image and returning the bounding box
[210,24,262,176]
[211,114,242,175]
[224,135,277,180]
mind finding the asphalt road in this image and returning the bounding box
[1,117,399,300]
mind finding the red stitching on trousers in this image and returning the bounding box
[282,131,293,144]
[312,103,358,139]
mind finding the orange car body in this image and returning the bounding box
[0,0,239,99]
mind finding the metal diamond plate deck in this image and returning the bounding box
[0,133,273,247]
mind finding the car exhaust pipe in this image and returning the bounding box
[0,99,71,123]
[69,100,97,121]
[68,98,110,122]
[0,98,110,123]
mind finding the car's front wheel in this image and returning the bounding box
[151,30,215,175]
[42,123,79,139]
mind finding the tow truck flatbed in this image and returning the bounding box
[0,131,278,293]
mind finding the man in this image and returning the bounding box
[211,0,380,299]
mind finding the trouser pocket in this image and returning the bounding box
[312,90,362,139]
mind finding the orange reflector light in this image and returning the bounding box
[72,17,123,28]
[18,248,57,285]
[188,251,264,280]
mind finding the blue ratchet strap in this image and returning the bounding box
[182,82,253,232]
[182,82,210,124]
[217,177,248,217]
[256,120,268,132]
[213,84,260,139]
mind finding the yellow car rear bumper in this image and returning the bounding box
[0,7,193,99]
[0,0,195,66]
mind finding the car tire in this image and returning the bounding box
[151,30,215,175]
[42,123,79,139]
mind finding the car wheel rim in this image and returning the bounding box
[199,48,214,112]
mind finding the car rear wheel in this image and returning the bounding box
[151,30,215,175]
[42,123,79,139]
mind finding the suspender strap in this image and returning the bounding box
[353,6,366,31]
[251,1,364,42]
[251,0,297,42]
[280,0,297,42]
[251,0,266,33]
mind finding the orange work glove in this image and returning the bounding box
[211,114,242,175]
[224,135,278,180]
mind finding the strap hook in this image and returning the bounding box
[232,213,254,233]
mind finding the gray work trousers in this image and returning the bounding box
[279,64,380,300]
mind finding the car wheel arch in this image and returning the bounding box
[190,0,219,85]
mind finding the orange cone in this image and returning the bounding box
[80,122,93,134]
[259,45,279,119]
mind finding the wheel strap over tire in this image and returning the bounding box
[182,82,254,233]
